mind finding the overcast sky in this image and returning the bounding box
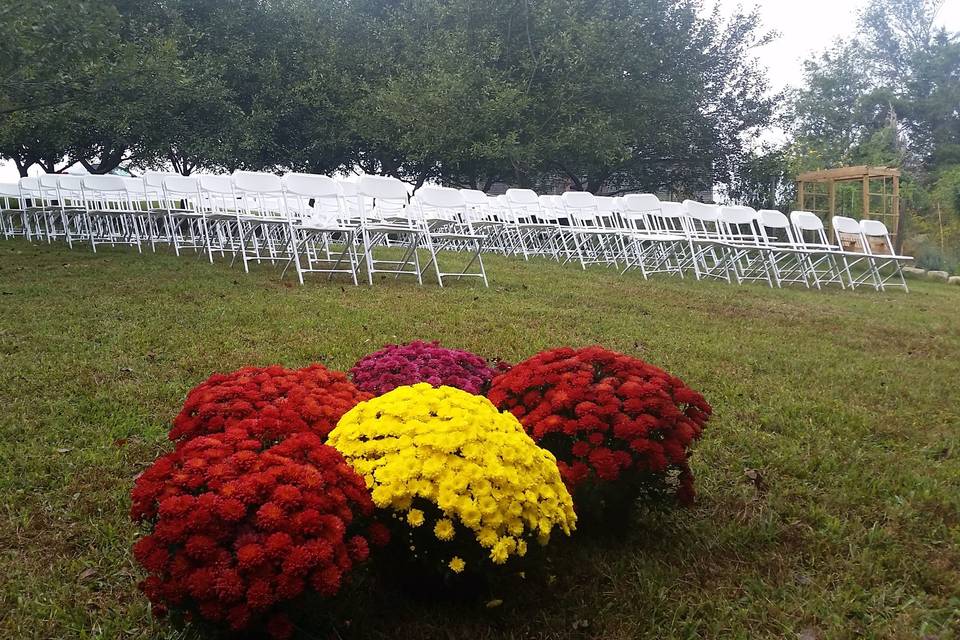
[717,0,960,92]
[3,0,959,181]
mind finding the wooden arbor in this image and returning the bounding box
[795,166,901,248]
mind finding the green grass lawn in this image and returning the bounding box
[1,240,959,640]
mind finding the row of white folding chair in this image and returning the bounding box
[1,171,489,287]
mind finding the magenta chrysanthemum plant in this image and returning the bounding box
[350,341,506,396]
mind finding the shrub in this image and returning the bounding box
[170,364,371,443]
[130,425,385,638]
[349,340,504,396]
[327,384,576,578]
[486,346,711,514]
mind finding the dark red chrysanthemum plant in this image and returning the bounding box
[130,423,388,639]
[170,364,371,444]
[486,346,711,513]
[350,340,506,396]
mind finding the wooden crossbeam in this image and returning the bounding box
[796,165,901,182]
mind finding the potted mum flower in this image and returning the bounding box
[130,424,387,639]
[487,346,711,529]
[349,340,506,396]
[327,383,576,593]
[170,364,371,444]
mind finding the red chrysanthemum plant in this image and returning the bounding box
[486,346,711,526]
[349,340,508,396]
[130,423,388,639]
[170,364,371,444]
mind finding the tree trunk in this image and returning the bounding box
[14,157,30,177]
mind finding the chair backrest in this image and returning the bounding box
[682,199,721,238]
[411,186,464,225]
[357,174,408,201]
[595,196,618,214]
[683,199,720,221]
[38,174,60,189]
[416,185,465,209]
[142,173,172,204]
[280,174,341,223]
[718,206,761,243]
[196,175,237,214]
[122,177,147,198]
[162,175,200,196]
[232,170,282,194]
[790,210,833,247]
[561,191,601,226]
[53,175,84,206]
[756,209,796,245]
[159,175,200,211]
[232,171,285,217]
[81,175,127,193]
[560,191,597,210]
[198,174,234,194]
[504,188,539,206]
[757,209,789,229]
[20,177,42,203]
[832,215,867,252]
[80,175,133,211]
[789,210,824,231]
[283,173,339,198]
[859,219,895,255]
[0,182,21,198]
[719,206,756,225]
[460,189,489,206]
[0,183,20,210]
[34,175,61,206]
[646,200,687,235]
[622,194,660,213]
[503,188,542,222]
[143,172,173,189]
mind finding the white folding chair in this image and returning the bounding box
[561,191,621,269]
[790,211,846,289]
[158,175,208,258]
[718,206,774,287]
[283,173,359,285]
[50,175,92,250]
[412,186,488,287]
[859,219,911,292]
[682,200,731,282]
[141,172,179,253]
[37,174,72,246]
[461,188,509,255]
[502,188,559,260]
[18,177,48,243]
[756,209,812,288]
[626,200,691,278]
[197,175,242,259]
[356,175,424,285]
[231,171,298,275]
[80,175,145,251]
[0,183,26,240]
[832,215,882,290]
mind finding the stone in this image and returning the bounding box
[949,276,960,286]
[926,270,949,282]
[902,266,926,278]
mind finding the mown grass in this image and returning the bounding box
[1,240,958,640]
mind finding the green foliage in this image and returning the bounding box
[0,0,773,192]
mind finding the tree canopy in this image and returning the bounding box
[0,0,773,194]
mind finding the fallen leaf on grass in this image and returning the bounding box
[485,599,503,608]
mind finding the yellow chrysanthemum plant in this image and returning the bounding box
[327,384,577,580]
